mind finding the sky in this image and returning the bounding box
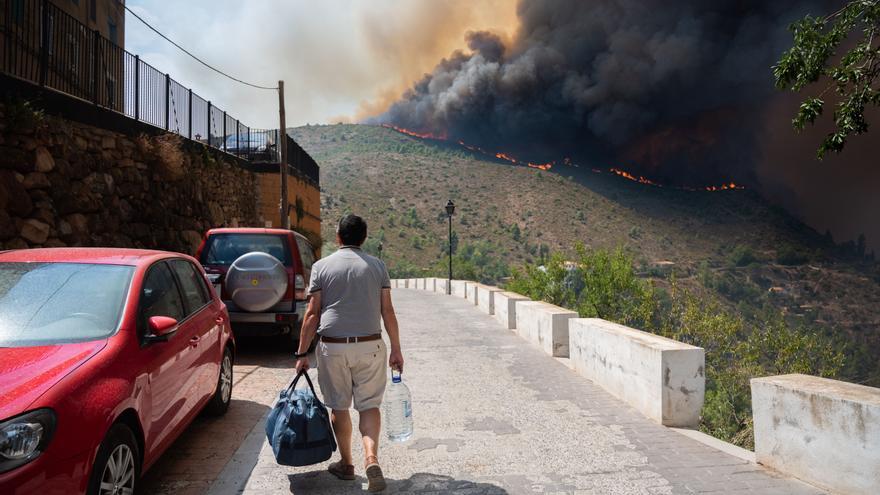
[125,0,519,129]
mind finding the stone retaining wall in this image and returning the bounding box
[514,301,578,357]
[494,291,530,330]
[451,280,468,298]
[465,282,479,305]
[0,101,261,254]
[751,374,880,494]
[477,285,502,315]
[569,318,704,427]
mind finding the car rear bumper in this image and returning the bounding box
[228,301,306,337]
[229,311,298,324]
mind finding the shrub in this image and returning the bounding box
[434,241,510,285]
[728,244,757,267]
[776,244,809,265]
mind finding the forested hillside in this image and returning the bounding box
[292,123,880,390]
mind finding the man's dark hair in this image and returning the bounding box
[337,214,367,246]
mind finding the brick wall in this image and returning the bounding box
[256,171,322,248]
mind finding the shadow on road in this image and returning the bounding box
[287,471,509,494]
[233,336,298,368]
[141,398,271,494]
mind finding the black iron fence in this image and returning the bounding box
[0,0,318,185]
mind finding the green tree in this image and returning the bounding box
[433,241,510,284]
[774,2,880,157]
[728,244,757,267]
[573,245,657,328]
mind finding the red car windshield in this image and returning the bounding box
[0,263,134,347]
[200,234,291,266]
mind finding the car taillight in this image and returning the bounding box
[294,274,306,300]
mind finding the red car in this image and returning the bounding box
[196,228,315,348]
[0,248,235,495]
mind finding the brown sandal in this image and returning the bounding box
[328,460,355,480]
[365,456,386,492]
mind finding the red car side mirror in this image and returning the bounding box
[148,316,178,337]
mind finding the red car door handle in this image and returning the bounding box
[189,336,200,347]
[215,316,225,324]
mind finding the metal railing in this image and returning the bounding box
[0,0,319,185]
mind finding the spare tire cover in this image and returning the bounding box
[225,252,289,312]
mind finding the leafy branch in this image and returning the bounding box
[773,1,880,158]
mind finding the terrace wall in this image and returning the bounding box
[0,99,262,254]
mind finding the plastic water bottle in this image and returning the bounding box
[383,370,413,442]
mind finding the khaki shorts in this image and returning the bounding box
[317,339,387,411]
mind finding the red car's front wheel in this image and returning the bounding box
[88,423,140,495]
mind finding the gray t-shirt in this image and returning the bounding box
[308,246,391,337]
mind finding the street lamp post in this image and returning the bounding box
[445,200,456,295]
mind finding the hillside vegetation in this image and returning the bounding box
[290,124,880,391]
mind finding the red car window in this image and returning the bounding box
[139,263,185,332]
[169,259,211,315]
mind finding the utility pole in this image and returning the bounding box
[278,80,290,229]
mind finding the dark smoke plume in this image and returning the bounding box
[374,0,880,249]
[375,0,830,185]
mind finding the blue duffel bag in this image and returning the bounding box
[265,370,337,466]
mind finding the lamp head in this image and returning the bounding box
[445,200,456,216]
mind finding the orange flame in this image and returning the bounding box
[609,168,661,186]
[381,124,745,190]
[608,167,744,191]
[381,123,447,140]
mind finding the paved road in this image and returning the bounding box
[140,339,296,494]
[145,289,826,494]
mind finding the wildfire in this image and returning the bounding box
[381,123,744,191]
[380,123,446,140]
[494,152,553,170]
[609,168,660,187]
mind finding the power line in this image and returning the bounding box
[123,4,278,91]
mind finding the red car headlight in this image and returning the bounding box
[0,409,56,473]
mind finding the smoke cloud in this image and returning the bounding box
[375,0,879,248]
[126,0,519,128]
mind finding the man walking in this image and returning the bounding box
[295,214,404,492]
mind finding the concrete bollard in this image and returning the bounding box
[477,285,503,315]
[751,374,880,495]
[493,291,530,330]
[569,318,704,427]
[514,301,578,357]
[451,280,468,298]
[466,283,480,305]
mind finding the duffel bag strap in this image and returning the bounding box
[288,369,321,401]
